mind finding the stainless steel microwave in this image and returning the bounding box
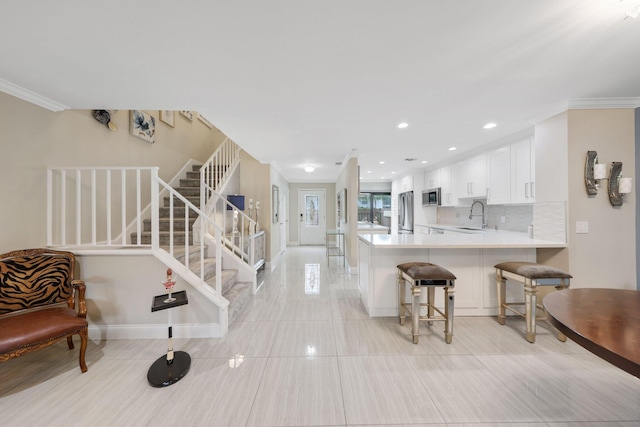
[422,188,441,206]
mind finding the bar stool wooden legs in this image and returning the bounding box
[495,262,571,343]
[397,262,456,344]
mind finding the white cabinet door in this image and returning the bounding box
[457,154,487,198]
[439,165,458,206]
[487,146,511,205]
[424,169,441,189]
[511,138,535,204]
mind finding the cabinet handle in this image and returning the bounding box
[470,182,473,194]
[487,188,490,201]
[530,182,535,199]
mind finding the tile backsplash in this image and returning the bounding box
[434,201,566,242]
[437,204,533,232]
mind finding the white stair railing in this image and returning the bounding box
[199,138,264,273]
[200,137,240,207]
[46,166,227,296]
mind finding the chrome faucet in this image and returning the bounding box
[469,200,487,229]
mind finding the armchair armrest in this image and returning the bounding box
[71,280,87,318]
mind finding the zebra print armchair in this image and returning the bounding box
[0,248,88,372]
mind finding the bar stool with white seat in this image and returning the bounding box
[495,261,571,343]
[397,262,456,344]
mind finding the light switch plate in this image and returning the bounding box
[576,221,589,234]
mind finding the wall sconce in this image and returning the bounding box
[585,151,632,207]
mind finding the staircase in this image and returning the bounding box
[46,140,262,336]
[131,164,253,323]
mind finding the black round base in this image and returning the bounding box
[147,351,191,387]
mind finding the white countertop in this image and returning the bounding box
[358,229,566,249]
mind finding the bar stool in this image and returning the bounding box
[495,262,571,343]
[397,262,456,344]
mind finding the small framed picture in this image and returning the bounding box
[197,113,213,129]
[180,110,194,121]
[130,110,155,144]
[159,111,175,127]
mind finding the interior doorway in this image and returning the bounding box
[298,189,326,245]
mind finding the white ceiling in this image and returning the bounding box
[1,1,640,183]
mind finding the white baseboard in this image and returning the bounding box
[88,323,223,340]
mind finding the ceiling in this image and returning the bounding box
[1,1,640,183]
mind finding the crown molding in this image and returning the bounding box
[0,77,68,112]
[526,97,640,125]
[567,97,640,109]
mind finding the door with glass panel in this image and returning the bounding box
[298,189,326,245]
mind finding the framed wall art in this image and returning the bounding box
[197,113,213,129]
[130,110,155,144]
[159,110,175,127]
[272,185,279,223]
[337,188,347,224]
[180,110,194,121]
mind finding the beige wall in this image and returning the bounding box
[0,92,225,253]
[335,157,359,270]
[269,167,289,264]
[0,92,232,336]
[566,109,636,289]
[536,109,636,289]
[239,152,272,258]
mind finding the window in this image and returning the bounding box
[358,192,391,225]
[305,195,319,226]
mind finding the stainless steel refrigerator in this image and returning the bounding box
[398,191,414,234]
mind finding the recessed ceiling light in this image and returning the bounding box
[483,122,497,129]
[379,161,385,164]
[397,122,408,129]
[421,160,428,164]
[448,147,457,151]
[304,165,315,173]
[391,171,396,174]
[367,170,372,173]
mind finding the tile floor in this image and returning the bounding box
[1,246,639,426]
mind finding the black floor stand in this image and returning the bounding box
[147,290,191,387]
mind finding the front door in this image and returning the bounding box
[298,189,326,245]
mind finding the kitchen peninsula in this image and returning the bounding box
[358,229,566,317]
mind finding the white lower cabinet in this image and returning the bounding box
[358,241,536,317]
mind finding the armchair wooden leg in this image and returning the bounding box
[67,335,74,350]
[78,328,88,373]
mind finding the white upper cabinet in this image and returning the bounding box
[510,138,535,204]
[457,154,487,198]
[439,164,458,206]
[487,146,511,205]
[424,169,441,189]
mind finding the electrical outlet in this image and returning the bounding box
[576,221,589,234]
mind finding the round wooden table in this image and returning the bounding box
[544,288,640,378]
